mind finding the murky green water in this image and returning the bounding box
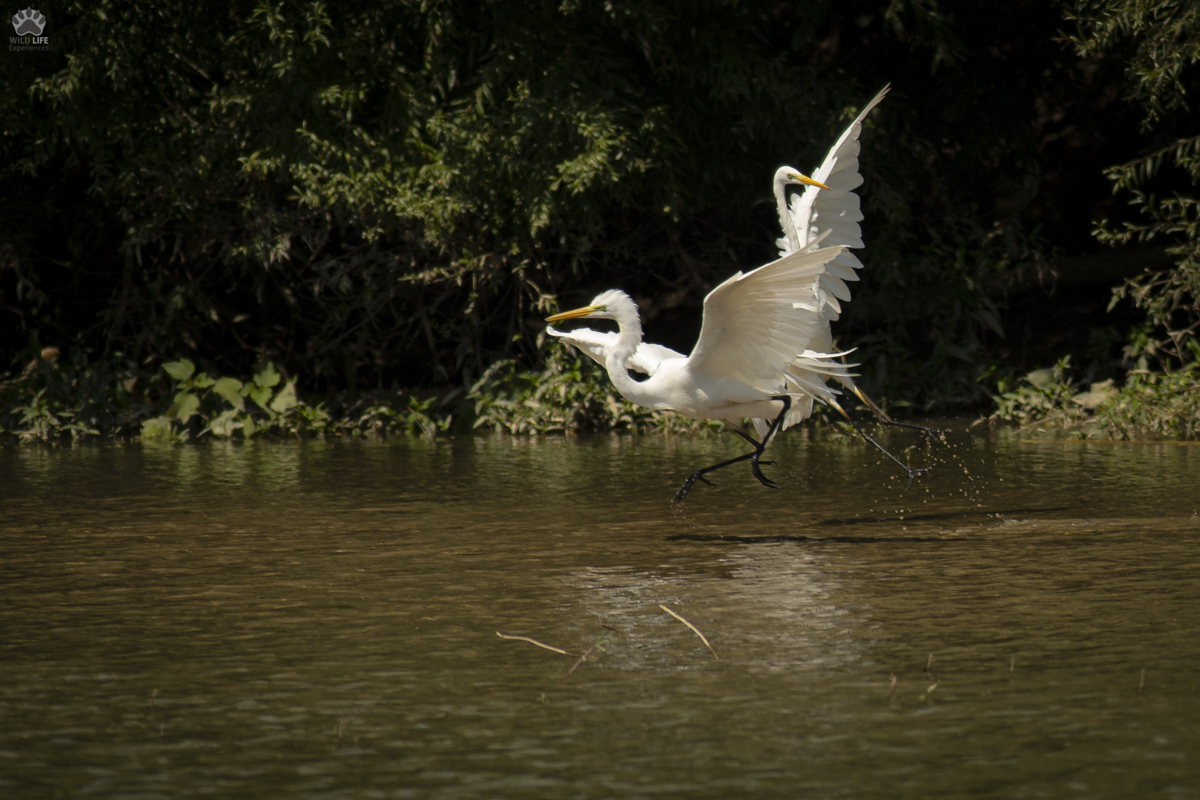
[2,427,1198,798]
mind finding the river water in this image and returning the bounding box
[1,426,1198,798]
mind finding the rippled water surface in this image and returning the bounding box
[2,427,1198,798]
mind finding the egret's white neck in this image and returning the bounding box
[599,299,662,408]
[774,175,800,253]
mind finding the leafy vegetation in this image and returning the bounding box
[0,351,448,442]
[990,350,1200,440]
[468,346,720,436]
[1071,1,1200,365]
[990,0,1200,438]
[1,1,1198,440]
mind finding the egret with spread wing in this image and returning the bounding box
[772,85,936,438]
[546,243,925,503]
[547,87,933,501]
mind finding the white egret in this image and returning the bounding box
[772,85,936,438]
[546,243,928,503]
[547,87,934,501]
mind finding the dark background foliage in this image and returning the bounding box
[2,0,1196,416]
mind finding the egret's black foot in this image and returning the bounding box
[903,465,933,491]
[675,395,792,503]
[749,457,777,489]
[673,472,715,504]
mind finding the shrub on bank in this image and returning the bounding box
[0,352,453,442]
[0,348,717,443]
[988,353,1200,440]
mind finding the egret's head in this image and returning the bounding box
[773,165,831,191]
[546,289,635,323]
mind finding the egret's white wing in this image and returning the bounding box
[630,343,687,375]
[784,86,888,318]
[749,349,861,438]
[547,326,610,367]
[547,326,685,376]
[687,246,847,394]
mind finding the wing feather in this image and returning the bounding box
[825,251,863,281]
[547,326,685,376]
[786,85,889,255]
[688,246,848,393]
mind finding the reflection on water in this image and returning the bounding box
[1,428,1198,798]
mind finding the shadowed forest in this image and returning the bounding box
[2,0,1197,440]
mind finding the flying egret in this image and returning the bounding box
[772,85,936,437]
[546,243,928,503]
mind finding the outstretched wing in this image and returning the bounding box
[547,326,685,376]
[687,246,847,394]
[785,85,888,319]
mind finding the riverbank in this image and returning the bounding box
[3,350,1197,444]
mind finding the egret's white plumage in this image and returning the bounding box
[769,85,891,432]
[546,325,685,378]
[775,85,888,319]
[547,247,859,501]
[547,85,928,501]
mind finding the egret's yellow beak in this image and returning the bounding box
[788,171,831,191]
[546,305,601,323]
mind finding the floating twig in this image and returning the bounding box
[496,631,572,656]
[559,642,599,683]
[660,604,719,660]
[924,653,934,672]
[888,674,897,698]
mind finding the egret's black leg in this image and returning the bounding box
[727,427,778,488]
[673,445,761,503]
[674,396,792,504]
[831,400,931,489]
[848,385,942,439]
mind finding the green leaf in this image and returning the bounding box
[202,410,240,441]
[212,377,245,410]
[140,416,174,440]
[193,373,216,389]
[241,414,257,438]
[163,360,195,382]
[269,380,298,414]
[167,391,200,421]
[248,385,273,412]
[205,408,241,438]
[1025,368,1058,390]
[254,364,281,389]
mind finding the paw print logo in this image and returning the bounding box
[11,7,46,36]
